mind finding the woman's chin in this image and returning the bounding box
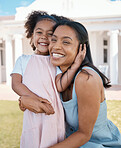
[50,57,59,66]
[51,61,60,66]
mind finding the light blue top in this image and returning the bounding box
[11,54,32,76]
[61,67,121,148]
[11,54,51,76]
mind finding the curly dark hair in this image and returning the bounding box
[24,11,59,50]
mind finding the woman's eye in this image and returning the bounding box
[63,41,70,45]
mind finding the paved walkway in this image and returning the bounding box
[0,84,19,101]
[0,84,121,101]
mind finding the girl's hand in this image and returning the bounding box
[37,97,51,105]
[73,44,86,68]
[19,96,55,115]
[40,102,55,115]
[19,98,26,111]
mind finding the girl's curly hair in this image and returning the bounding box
[24,11,52,50]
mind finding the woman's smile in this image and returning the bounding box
[52,53,65,58]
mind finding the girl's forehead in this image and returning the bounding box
[38,18,56,24]
[35,19,56,29]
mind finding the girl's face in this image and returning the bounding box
[49,25,79,72]
[32,19,56,55]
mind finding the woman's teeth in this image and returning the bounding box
[53,53,64,58]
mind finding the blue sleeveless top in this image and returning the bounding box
[61,67,121,148]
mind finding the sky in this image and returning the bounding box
[0,0,35,16]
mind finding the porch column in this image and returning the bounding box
[5,35,13,85]
[108,30,119,84]
[0,40,1,83]
[13,34,23,61]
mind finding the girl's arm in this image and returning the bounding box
[56,44,86,92]
[50,71,101,148]
[11,73,54,114]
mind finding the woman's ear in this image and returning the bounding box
[79,44,84,51]
[83,44,86,56]
[81,44,84,51]
[79,44,86,57]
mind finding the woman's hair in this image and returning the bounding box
[53,21,111,88]
[24,11,71,51]
[51,14,72,22]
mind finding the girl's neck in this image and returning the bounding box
[34,50,49,56]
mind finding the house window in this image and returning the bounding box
[104,49,108,63]
[0,50,4,66]
[103,40,107,46]
[0,43,3,48]
[103,39,108,63]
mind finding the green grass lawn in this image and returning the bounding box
[107,100,121,133]
[0,100,23,148]
[0,100,121,148]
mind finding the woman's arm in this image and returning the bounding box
[11,73,54,114]
[50,71,101,148]
[56,44,86,92]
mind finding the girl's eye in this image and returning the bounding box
[37,31,42,34]
[51,38,57,42]
[47,33,53,36]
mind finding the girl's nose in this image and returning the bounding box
[41,34,48,40]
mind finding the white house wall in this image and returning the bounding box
[22,37,33,55]
[118,35,121,84]
[89,32,98,66]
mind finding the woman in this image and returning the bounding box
[48,20,121,147]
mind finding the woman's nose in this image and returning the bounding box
[53,41,61,50]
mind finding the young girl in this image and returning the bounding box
[11,11,68,148]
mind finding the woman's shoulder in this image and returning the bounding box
[75,67,102,90]
[75,70,94,87]
[74,67,102,103]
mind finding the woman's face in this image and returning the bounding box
[49,25,79,72]
[32,19,56,55]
